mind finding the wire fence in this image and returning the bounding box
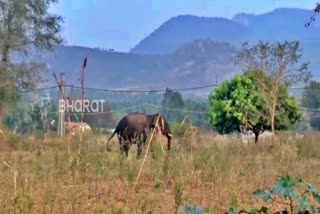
[38,102,320,117]
[18,83,320,94]
[17,83,320,114]
[18,84,220,94]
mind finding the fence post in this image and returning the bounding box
[58,73,65,137]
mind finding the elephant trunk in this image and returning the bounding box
[167,133,172,151]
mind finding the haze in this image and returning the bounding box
[51,0,319,52]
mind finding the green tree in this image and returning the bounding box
[301,80,320,130]
[162,88,184,123]
[209,70,301,143]
[301,80,320,109]
[0,0,63,131]
[234,41,310,133]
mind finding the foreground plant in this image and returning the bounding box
[227,175,320,214]
[184,204,203,214]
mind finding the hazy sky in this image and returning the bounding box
[50,0,319,52]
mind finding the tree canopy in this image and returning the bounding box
[162,88,184,123]
[0,0,63,130]
[301,80,320,130]
[301,80,320,110]
[233,41,310,133]
[209,70,301,143]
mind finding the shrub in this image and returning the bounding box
[226,175,320,214]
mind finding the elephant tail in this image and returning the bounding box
[106,115,128,152]
[106,129,117,151]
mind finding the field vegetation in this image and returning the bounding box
[0,129,319,213]
[1,1,320,213]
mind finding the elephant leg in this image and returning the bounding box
[136,131,147,159]
[119,136,129,156]
[119,137,125,155]
[137,141,143,159]
[141,130,147,148]
[124,142,132,157]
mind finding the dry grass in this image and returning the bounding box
[0,130,319,213]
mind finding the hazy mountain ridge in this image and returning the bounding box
[130,15,249,54]
[29,7,320,98]
[131,8,320,55]
[38,39,237,96]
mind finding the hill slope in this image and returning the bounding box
[39,39,238,96]
[131,8,320,55]
[30,8,320,98]
[130,15,250,54]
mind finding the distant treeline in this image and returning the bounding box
[3,88,210,134]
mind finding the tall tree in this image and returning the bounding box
[301,80,320,131]
[162,88,184,123]
[234,41,310,133]
[301,80,320,109]
[0,0,63,131]
[209,70,301,143]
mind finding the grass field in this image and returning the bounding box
[0,129,320,213]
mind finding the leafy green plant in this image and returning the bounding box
[226,175,320,214]
[184,204,204,214]
[227,207,268,214]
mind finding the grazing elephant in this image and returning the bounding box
[106,112,172,158]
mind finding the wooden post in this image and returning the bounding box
[81,78,84,124]
[58,73,65,137]
[80,57,87,124]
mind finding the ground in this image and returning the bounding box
[0,130,319,213]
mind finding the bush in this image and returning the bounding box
[171,122,188,137]
[226,175,320,214]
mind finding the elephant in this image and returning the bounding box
[106,112,173,158]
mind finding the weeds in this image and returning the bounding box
[227,175,320,214]
[174,181,184,213]
[0,131,319,213]
[185,204,204,214]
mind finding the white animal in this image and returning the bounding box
[66,122,91,136]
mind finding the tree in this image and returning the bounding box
[162,88,184,123]
[0,0,63,131]
[301,80,320,130]
[83,101,116,129]
[183,99,210,128]
[305,2,320,27]
[209,70,301,143]
[301,80,320,109]
[234,41,310,134]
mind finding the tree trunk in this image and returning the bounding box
[0,105,3,135]
[271,100,276,134]
[253,131,260,144]
[271,83,280,134]
[1,45,9,63]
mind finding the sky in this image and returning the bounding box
[50,0,319,52]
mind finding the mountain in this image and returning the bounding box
[130,15,250,54]
[27,8,320,98]
[232,8,320,43]
[38,39,237,97]
[130,8,320,55]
